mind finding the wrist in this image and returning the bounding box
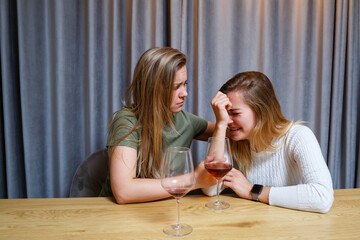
[248,186,253,200]
[258,187,270,203]
[250,184,263,202]
[194,170,201,190]
[214,124,228,137]
[215,122,228,130]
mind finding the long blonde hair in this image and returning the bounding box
[108,47,187,178]
[219,71,294,174]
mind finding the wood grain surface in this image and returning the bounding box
[0,189,359,239]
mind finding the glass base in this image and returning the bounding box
[163,223,193,236]
[205,200,230,210]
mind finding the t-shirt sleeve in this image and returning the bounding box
[106,110,139,150]
[184,111,208,138]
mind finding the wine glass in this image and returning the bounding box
[204,137,233,210]
[161,147,195,236]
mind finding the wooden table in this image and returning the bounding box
[0,189,359,239]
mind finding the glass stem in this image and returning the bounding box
[216,179,220,203]
[176,199,180,227]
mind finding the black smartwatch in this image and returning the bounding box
[251,184,263,201]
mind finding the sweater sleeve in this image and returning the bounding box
[201,181,225,196]
[269,126,334,213]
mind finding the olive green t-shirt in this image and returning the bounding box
[99,108,208,197]
[107,108,207,150]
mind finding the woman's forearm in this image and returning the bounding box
[112,178,171,204]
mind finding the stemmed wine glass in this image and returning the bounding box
[161,147,195,236]
[204,137,233,210]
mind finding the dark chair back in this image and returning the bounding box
[70,149,109,197]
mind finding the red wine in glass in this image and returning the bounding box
[166,188,190,200]
[204,137,233,210]
[205,162,232,180]
[161,147,195,236]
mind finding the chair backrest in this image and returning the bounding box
[69,149,109,197]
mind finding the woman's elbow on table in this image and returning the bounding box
[112,186,134,204]
[114,196,127,205]
[201,184,222,197]
[270,184,334,213]
[113,192,128,204]
[307,184,334,214]
[315,188,334,214]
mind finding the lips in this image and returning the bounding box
[229,127,241,133]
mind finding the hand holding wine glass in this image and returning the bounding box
[204,137,233,210]
[161,147,195,236]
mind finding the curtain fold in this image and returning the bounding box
[328,0,360,188]
[0,0,359,198]
[0,0,27,198]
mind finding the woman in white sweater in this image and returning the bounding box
[203,71,334,213]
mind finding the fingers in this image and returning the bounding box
[219,157,229,163]
[211,92,232,109]
[222,180,231,188]
[211,92,232,126]
[228,168,241,176]
[205,154,216,162]
[222,168,241,182]
[211,91,226,103]
[222,175,231,182]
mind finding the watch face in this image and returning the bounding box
[251,184,263,194]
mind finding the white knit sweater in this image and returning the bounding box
[202,124,334,213]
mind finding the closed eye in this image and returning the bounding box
[229,112,240,116]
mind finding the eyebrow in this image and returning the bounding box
[229,108,241,112]
[173,80,187,85]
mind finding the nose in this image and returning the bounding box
[228,115,234,125]
[180,87,188,98]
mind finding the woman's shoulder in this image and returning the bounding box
[109,108,138,129]
[175,110,193,118]
[114,107,134,116]
[288,124,314,137]
[176,110,206,121]
[285,123,319,147]
[113,107,137,120]
[174,110,207,127]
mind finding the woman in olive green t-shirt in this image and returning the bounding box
[100,47,215,204]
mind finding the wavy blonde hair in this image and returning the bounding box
[108,47,187,178]
[219,71,295,174]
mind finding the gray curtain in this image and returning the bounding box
[0,0,359,198]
